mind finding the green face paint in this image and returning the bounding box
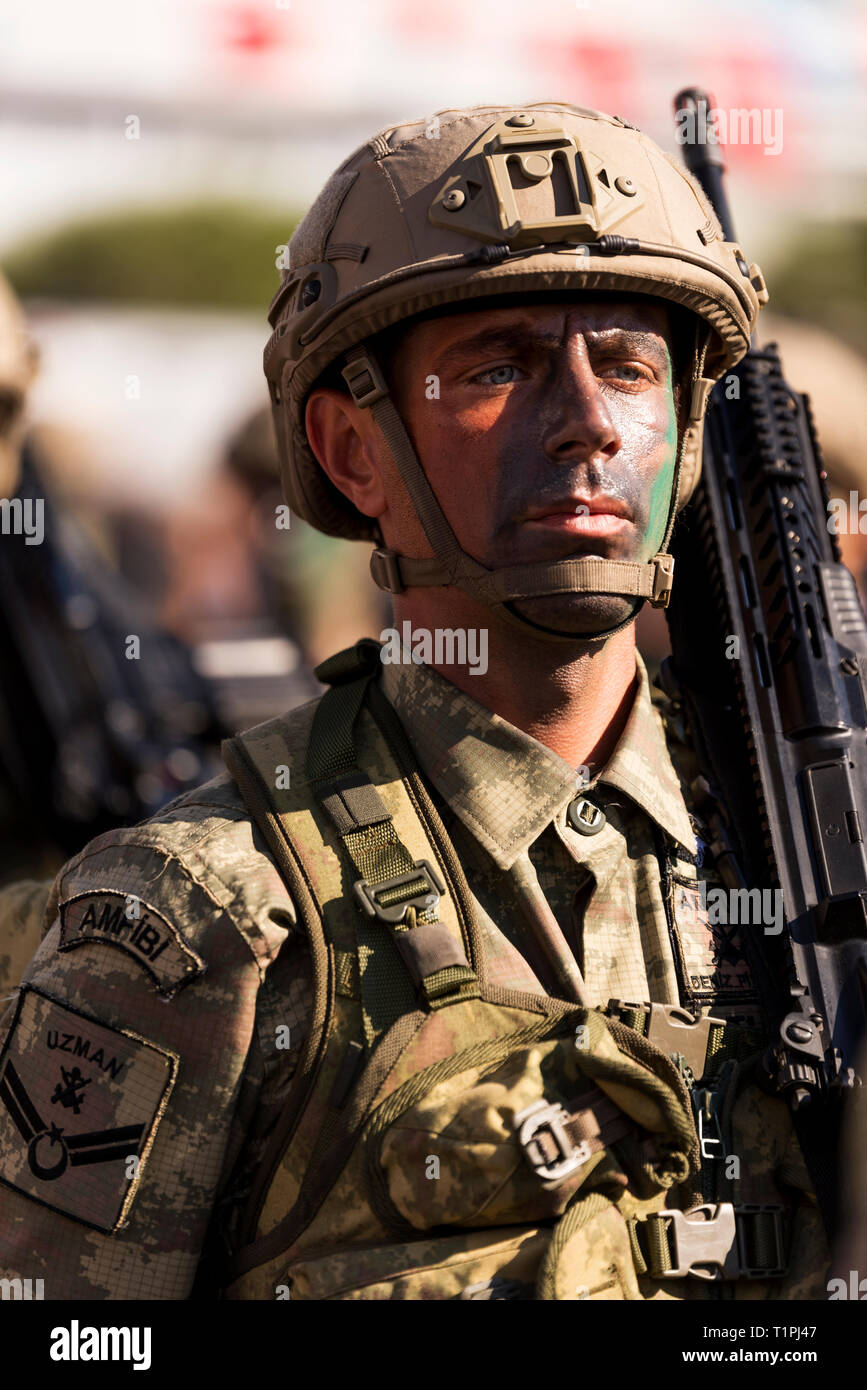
[643,370,679,558]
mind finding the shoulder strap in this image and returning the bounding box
[305,640,479,1048]
[220,728,336,1255]
[225,640,479,1053]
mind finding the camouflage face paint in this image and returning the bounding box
[395,300,683,635]
[642,368,679,559]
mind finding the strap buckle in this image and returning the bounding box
[650,1203,786,1281]
[341,350,389,408]
[370,547,406,595]
[655,1203,739,1280]
[514,1099,593,1189]
[354,858,445,924]
[607,999,725,1083]
[649,553,675,609]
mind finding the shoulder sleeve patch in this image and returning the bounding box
[0,986,178,1233]
[669,870,759,1013]
[59,890,204,997]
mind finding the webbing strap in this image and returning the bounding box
[309,644,439,920]
[373,548,675,605]
[307,642,478,1043]
[308,645,429,905]
[306,681,371,784]
[705,1020,764,1073]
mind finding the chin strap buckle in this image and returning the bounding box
[650,553,675,608]
[370,547,406,595]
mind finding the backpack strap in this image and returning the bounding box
[306,640,479,1048]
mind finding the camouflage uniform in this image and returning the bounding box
[0,648,825,1298]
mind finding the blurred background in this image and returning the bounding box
[0,0,865,886]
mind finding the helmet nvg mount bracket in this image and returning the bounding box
[264,103,767,640]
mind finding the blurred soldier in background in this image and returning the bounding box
[0,271,226,986]
[159,405,382,735]
[0,272,382,992]
[222,405,389,667]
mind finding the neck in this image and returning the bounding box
[389,591,638,772]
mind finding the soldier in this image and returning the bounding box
[0,268,227,996]
[0,104,829,1300]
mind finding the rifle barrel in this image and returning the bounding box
[673,87,737,244]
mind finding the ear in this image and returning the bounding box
[305,387,388,520]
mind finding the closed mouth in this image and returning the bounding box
[522,494,633,523]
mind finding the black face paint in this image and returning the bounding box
[474,334,678,634]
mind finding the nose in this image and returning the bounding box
[539,339,622,467]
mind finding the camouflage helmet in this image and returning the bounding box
[264,103,766,628]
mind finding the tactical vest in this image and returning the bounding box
[219,641,793,1300]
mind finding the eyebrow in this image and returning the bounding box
[432,324,670,372]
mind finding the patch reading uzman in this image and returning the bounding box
[59,890,204,997]
[0,987,178,1232]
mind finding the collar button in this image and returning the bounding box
[567,796,607,836]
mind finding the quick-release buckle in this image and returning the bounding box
[354,858,446,925]
[514,1099,593,1189]
[653,1203,786,1281]
[607,1000,725,1084]
[656,1203,739,1280]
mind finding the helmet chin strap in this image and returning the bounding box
[340,330,704,645]
[500,596,645,646]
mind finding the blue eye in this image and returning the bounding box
[599,364,650,383]
[477,365,518,385]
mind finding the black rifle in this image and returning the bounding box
[663,88,867,1237]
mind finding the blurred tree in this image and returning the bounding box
[7,208,866,361]
[3,203,300,308]
[764,220,867,356]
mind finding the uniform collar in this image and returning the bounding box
[596,654,696,854]
[378,642,695,869]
